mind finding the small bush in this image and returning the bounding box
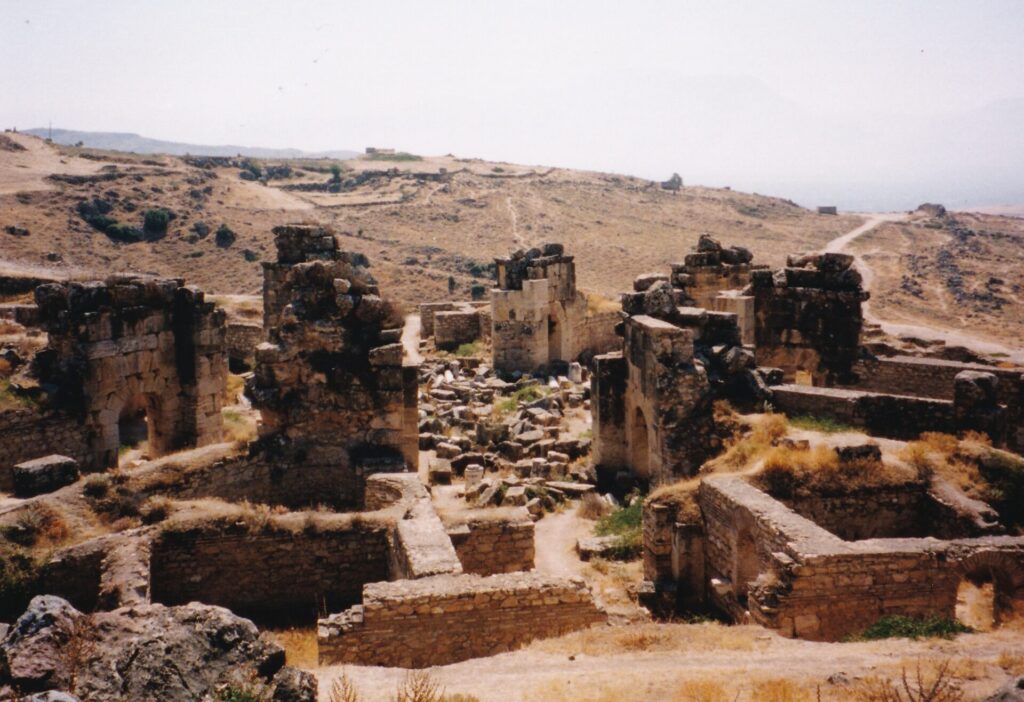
[851,615,971,641]
[329,671,362,702]
[577,492,612,520]
[594,501,642,559]
[0,543,41,621]
[393,670,442,702]
[215,224,237,248]
[105,222,144,243]
[83,473,111,498]
[139,496,172,524]
[366,151,422,162]
[143,208,170,237]
[3,503,71,547]
[454,341,481,358]
[242,249,259,262]
[849,659,966,701]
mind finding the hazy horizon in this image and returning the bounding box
[2,0,1023,211]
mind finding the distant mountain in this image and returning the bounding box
[23,128,359,160]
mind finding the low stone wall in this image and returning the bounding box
[575,311,622,362]
[770,384,955,439]
[444,508,535,575]
[150,516,393,622]
[435,308,482,350]
[697,475,1024,641]
[0,408,89,489]
[318,572,605,667]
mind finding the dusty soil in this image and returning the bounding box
[316,624,1024,701]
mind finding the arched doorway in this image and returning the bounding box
[630,407,650,477]
[117,394,158,466]
[733,527,760,602]
[955,573,997,631]
[547,315,563,364]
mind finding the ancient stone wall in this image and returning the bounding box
[248,225,418,508]
[226,321,263,371]
[770,384,955,439]
[318,572,605,667]
[434,308,483,350]
[0,408,89,488]
[150,518,392,622]
[444,509,535,575]
[33,275,227,470]
[491,243,612,373]
[695,475,1024,641]
[751,252,868,385]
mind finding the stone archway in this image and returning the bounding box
[547,313,563,365]
[630,406,650,478]
[955,552,1024,629]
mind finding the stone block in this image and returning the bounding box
[13,455,80,497]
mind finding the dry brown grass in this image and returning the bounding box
[847,659,966,702]
[714,413,789,470]
[996,652,1024,675]
[586,292,622,316]
[675,679,730,702]
[328,670,362,702]
[576,492,612,520]
[647,477,703,524]
[265,627,318,668]
[754,444,918,498]
[534,622,761,657]
[225,373,247,404]
[222,407,257,443]
[750,679,817,702]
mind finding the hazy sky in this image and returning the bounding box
[2,1,1023,210]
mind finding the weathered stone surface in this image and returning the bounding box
[0,597,312,702]
[12,455,79,497]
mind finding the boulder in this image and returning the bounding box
[12,456,80,498]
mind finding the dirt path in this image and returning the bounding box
[822,214,1024,363]
[505,195,525,248]
[402,314,424,365]
[314,625,1024,701]
[533,510,590,579]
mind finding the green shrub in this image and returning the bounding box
[330,163,342,182]
[977,447,1024,527]
[454,341,481,358]
[850,615,971,641]
[83,473,111,498]
[215,224,237,248]
[495,384,547,414]
[143,208,170,237]
[594,501,643,559]
[105,223,144,243]
[242,249,259,262]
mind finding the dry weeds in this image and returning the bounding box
[265,627,318,668]
[535,622,761,657]
[576,492,612,520]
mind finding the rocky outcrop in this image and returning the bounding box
[0,596,314,702]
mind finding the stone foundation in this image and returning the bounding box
[0,408,89,488]
[318,572,604,667]
[444,508,535,575]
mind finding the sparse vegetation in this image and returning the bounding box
[367,151,422,162]
[848,659,966,701]
[577,492,612,520]
[594,500,642,559]
[215,224,237,248]
[850,616,971,642]
[755,443,916,498]
[2,502,71,547]
[788,414,858,434]
[0,542,41,620]
[143,208,171,237]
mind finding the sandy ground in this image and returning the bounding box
[314,625,1024,701]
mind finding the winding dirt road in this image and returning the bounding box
[822,213,1024,363]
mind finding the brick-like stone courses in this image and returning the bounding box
[444,509,535,575]
[697,476,1024,641]
[150,517,392,621]
[434,308,483,350]
[491,243,603,373]
[850,355,1024,452]
[248,225,418,507]
[669,234,759,310]
[770,385,955,439]
[0,408,89,488]
[32,275,227,470]
[751,252,868,385]
[318,572,605,667]
[225,321,263,370]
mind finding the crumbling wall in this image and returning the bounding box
[247,224,418,508]
[0,408,89,488]
[696,475,1024,641]
[318,572,605,667]
[32,275,227,470]
[150,518,392,622]
[444,509,535,575]
[226,321,263,371]
[751,252,868,385]
[491,243,611,373]
[434,308,482,350]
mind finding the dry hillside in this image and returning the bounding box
[0,133,857,307]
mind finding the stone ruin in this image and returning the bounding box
[751,251,867,385]
[247,224,418,505]
[418,300,491,351]
[0,275,227,478]
[490,243,619,374]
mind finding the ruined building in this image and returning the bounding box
[490,243,619,374]
[592,268,760,485]
[752,251,867,385]
[247,224,418,505]
[1,276,227,473]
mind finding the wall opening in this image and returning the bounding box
[733,527,760,602]
[630,407,650,477]
[548,315,562,364]
[117,395,152,466]
[956,574,996,631]
[794,369,814,386]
